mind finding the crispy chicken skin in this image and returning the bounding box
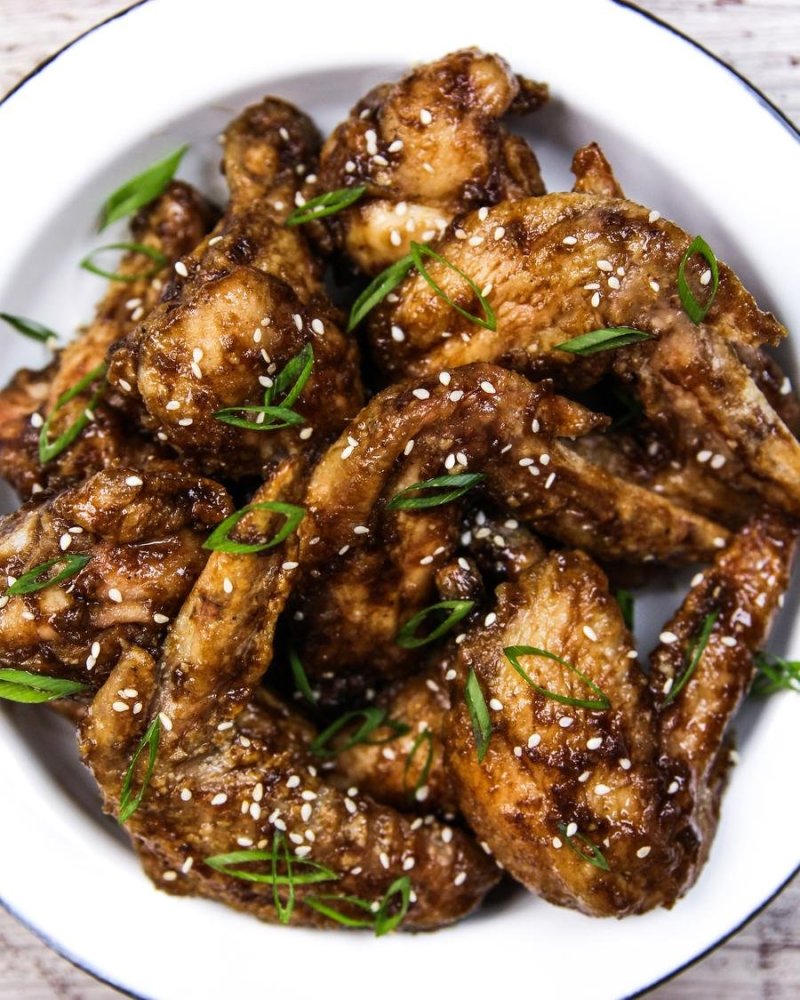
[291,364,727,699]
[445,511,797,916]
[107,99,363,478]
[368,193,800,511]
[0,464,231,687]
[310,49,547,274]
[81,458,499,929]
[570,143,625,199]
[0,182,215,499]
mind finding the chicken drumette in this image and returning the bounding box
[308,48,547,274]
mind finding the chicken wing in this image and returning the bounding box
[309,49,547,274]
[0,463,231,688]
[107,98,363,479]
[290,364,727,700]
[80,457,498,929]
[0,181,215,499]
[444,510,796,916]
[368,193,800,512]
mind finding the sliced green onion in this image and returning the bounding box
[205,843,339,888]
[557,823,610,871]
[0,668,87,704]
[213,404,305,431]
[554,327,653,355]
[6,554,90,596]
[0,312,58,345]
[119,716,160,824]
[38,362,107,464]
[386,473,485,511]
[663,611,719,705]
[677,235,719,324]
[286,185,367,226]
[403,729,434,798]
[289,648,316,706]
[395,600,475,649]
[752,653,800,697]
[347,253,415,332]
[310,708,410,759]
[503,645,611,711]
[465,668,491,763]
[409,241,496,331]
[203,501,305,554]
[80,242,168,283]
[100,146,188,230]
[615,588,634,631]
[305,875,412,936]
[272,830,294,924]
[266,344,314,410]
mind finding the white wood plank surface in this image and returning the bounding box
[0,1,797,997]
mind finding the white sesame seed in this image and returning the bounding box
[579,771,590,782]
[112,701,129,713]
[620,758,632,770]
[484,612,497,627]
[389,229,402,247]
[281,561,299,571]
[388,139,404,153]
[713,536,726,549]
[607,275,621,290]
[721,636,737,648]
[412,388,430,399]
[158,712,173,731]
[562,235,578,246]
[597,259,613,272]
[237,837,254,848]
[163,871,178,882]
[217,721,234,733]
[223,577,233,594]
[301,790,317,802]
[583,625,598,642]
[448,389,464,402]
[649,279,660,292]
[659,631,679,645]
[59,532,72,551]
[552,837,562,849]
[566,822,578,837]
[403,439,415,456]
[125,475,144,487]
[700,269,712,286]
[591,291,601,308]
[174,261,188,278]
[528,734,541,749]
[667,780,680,794]
[493,226,506,240]
[165,400,180,411]
[468,235,484,247]
[108,588,123,603]
[180,788,192,801]
[453,871,467,886]
[403,856,416,871]
[710,453,726,469]
[480,380,496,395]
[594,784,611,796]
[208,235,223,246]
[780,377,792,395]
[210,793,227,806]
[419,108,433,125]
[300,803,313,823]
[489,698,503,711]
[379,852,390,869]
[559,717,574,728]
[545,472,556,489]
[177,418,193,427]
[30,412,44,429]
[540,453,550,466]
[697,449,712,463]
[637,846,652,858]
[587,736,603,750]
[438,371,452,386]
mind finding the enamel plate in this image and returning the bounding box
[0,2,798,997]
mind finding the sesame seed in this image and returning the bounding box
[217,720,234,732]
[552,837,562,849]
[108,588,123,603]
[659,631,679,644]
[566,822,578,837]
[648,209,661,223]
[468,235,484,247]
[30,412,44,428]
[210,793,227,806]
[539,453,550,466]
[59,532,72,551]
[299,427,314,441]
[484,612,497,627]
[403,857,416,871]
[480,380,496,394]
[597,259,613,272]
[649,279,660,293]
[445,453,456,470]
[713,537,726,549]
[710,453,726,469]
[668,780,680,794]
[583,625,598,641]
[662,677,674,695]
[112,701,129,712]
[528,734,541,748]
[237,837,254,848]
[295,846,311,858]
[208,235,223,246]
[594,784,611,796]
[584,282,600,290]
[448,389,464,402]
[412,388,430,399]
[591,291,601,308]
[579,771,590,782]
[721,636,736,648]
[287,775,300,789]
[223,578,233,594]
[439,371,451,386]
[780,377,792,395]
[379,852,390,869]
[300,803,313,822]
[419,108,433,125]
[489,698,503,711]
[163,871,178,882]
[178,418,193,427]
[404,439,415,456]
[453,871,467,886]
[174,261,188,278]
[339,545,350,556]
[620,758,632,770]
[345,160,355,173]
[607,275,621,290]
[637,846,652,858]
[301,790,317,802]
[158,712,173,731]
[388,139,404,153]
[281,561,299,570]
[513,746,522,757]
[559,717,574,728]
[587,737,602,750]
[125,475,143,487]
[180,788,192,801]
[493,226,506,240]
[545,472,556,489]
[700,269,712,286]
[131,306,144,320]
[697,449,712,463]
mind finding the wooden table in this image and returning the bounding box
[0,1,798,997]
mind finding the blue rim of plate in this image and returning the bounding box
[0,2,798,998]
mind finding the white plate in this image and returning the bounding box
[1,2,798,998]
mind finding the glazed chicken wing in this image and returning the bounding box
[107,99,363,479]
[80,458,498,929]
[290,364,726,700]
[0,463,231,688]
[444,510,796,916]
[368,193,800,513]
[0,182,215,499]
[310,48,547,274]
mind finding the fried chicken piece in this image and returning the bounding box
[107,99,363,479]
[80,458,498,930]
[444,510,796,916]
[570,142,624,199]
[290,364,727,699]
[368,193,800,512]
[0,182,215,499]
[0,463,231,688]
[310,49,547,274]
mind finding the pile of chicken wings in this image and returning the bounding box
[1,49,797,929]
